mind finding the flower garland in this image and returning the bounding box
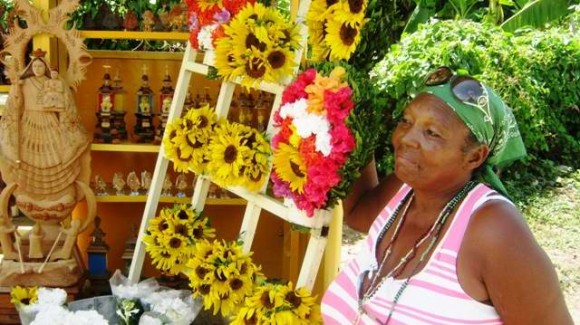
[186,239,262,317]
[214,2,301,87]
[185,0,256,52]
[306,0,368,62]
[163,105,271,192]
[231,281,322,324]
[143,204,216,275]
[271,66,356,216]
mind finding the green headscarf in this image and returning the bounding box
[416,80,526,197]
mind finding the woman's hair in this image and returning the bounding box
[19,58,51,80]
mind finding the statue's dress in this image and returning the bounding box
[0,73,89,198]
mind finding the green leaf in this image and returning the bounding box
[402,1,439,35]
[501,0,573,31]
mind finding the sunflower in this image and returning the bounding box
[325,17,363,61]
[286,285,317,319]
[333,0,368,26]
[10,286,38,308]
[214,38,239,79]
[207,122,250,186]
[264,47,295,82]
[147,245,178,272]
[273,143,308,193]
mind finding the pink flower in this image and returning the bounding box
[325,87,354,125]
[330,124,356,164]
[281,69,317,104]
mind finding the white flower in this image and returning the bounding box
[315,130,332,156]
[279,98,308,120]
[198,24,219,51]
[36,287,67,306]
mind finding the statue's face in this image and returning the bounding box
[32,60,46,77]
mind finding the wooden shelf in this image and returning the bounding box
[91,143,160,153]
[80,30,189,41]
[0,85,10,92]
[96,195,246,205]
[88,50,184,61]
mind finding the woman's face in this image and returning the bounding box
[32,60,47,77]
[392,94,473,190]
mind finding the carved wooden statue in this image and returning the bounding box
[0,0,95,287]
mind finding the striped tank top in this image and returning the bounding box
[322,183,505,324]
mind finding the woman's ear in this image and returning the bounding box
[464,144,490,171]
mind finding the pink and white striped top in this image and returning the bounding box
[322,183,505,324]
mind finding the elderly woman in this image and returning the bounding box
[321,67,572,324]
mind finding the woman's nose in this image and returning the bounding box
[399,126,421,148]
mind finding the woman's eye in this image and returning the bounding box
[426,129,440,138]
[398,117,411,126]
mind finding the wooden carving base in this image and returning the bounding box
[0,259,82,287]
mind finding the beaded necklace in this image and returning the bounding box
[356,181,477,324]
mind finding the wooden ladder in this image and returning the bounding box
[127,0,339,291]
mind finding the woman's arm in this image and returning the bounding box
[471,202,573,324]
[343,158,402,233]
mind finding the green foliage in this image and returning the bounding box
[501,0,575,31]
[349,0,415,73]
[370,18,579,176]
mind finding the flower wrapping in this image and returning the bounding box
[185,0,256,51]
[271,67,356,216]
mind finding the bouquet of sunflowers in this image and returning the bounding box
[143,203,216,275]
[163,104,271,192]
[307,0,369,62]
[231,280,322,324]
[185,0,256,55]
[185,239,262,317]
[214,2,301,87]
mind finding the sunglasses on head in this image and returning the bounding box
[424,66,485,106]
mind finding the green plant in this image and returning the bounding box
[349,0,415,74]
[370,18,579,177]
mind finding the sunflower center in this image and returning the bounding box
[169,237,182,248]
[290,160,305,178]
[198,116,209,128]
[224,145,238,163]
[174,224,188,237]
[186,135,198,149]
[285,291,302,308]
[245,58,266,78]
[267,50,286,69]
[185,119,194,129]
[161,251,171,258]
[260,291,275,309]
[244,314,258,325]
[245,33,267,52]
[250,171,262,182]
[169,130,177,140]
[348,0,364,13]
[199,284,211,295]
[240,262,248,275]
[340,23,358,46]
[193,226,204,239]
[178,210,189,219]
[21,298,31,305]
[326,0,338,6]
[215,270,227,282]
[195,266,209,279]
[158,220,169,232]
[230,278,244,290]
[176,148,191,162]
